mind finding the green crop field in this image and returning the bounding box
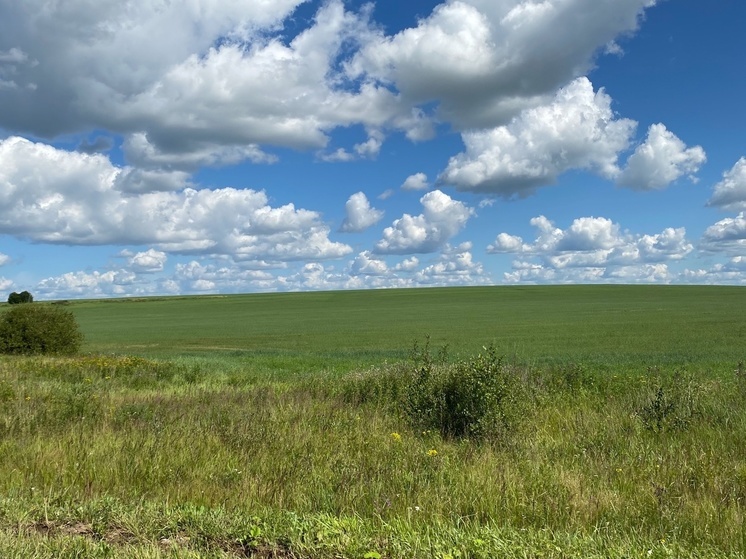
[1,285,746,558]
[71,284,746,369]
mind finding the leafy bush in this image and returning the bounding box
[404,341,521,442]
[0,303,83,355]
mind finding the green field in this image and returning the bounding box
[1,285,746,558]
[72,284,746,368]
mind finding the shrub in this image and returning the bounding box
[404,341,521,442]
[0,303,83,355]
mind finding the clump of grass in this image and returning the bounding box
[635,372,704,433]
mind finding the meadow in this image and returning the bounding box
[1,285,745,558]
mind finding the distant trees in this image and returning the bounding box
[7,291,33,304]
[0,303,83,355]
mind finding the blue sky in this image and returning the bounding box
[0,0,745,299]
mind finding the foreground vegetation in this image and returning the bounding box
[1,286,745,557]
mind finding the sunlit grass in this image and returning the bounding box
[1,351,745,557]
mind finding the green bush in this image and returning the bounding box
[0,304,83,355]
[404,341,521,442]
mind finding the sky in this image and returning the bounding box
[0,0,745,300]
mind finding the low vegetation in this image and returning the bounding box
[0,286,744,557]
[1,351,745,557]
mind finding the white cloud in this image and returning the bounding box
[439,78,636,197]
[350,0,657,129]
[126,249,167,273]
[0,0,659,166]
[116,2,423,161]
[412,245,491,287]
[375,190,472,254]
[701,213,746,254]
[0,137,351,262]
[37,270,139,299]
[354,131,384,159]
[350,251,388,276]
[492,215,693,283]
[617,124,706,190]
[394,256,420,272]
[174,260,274,293]
[319,148,357,163]
[0,0,308,134]
[707,157,746,212]
[401,172,429,191]
[680,262,746,286]
[487,233,525,253]
[339,192,384,233]
[0,253,9,266]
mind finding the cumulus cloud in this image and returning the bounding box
[37,270,139,299]
[401,172,429,191]
[350,0,657,129]
[100,2,424,161]
[491,215,693,283]
[375,190,472,254]
[0,0,659,166]
[439,78,636,197]
[0,0,307,134]
[617,124,706,190]
[394,256,420,272]
[0,253,9,267]
[701,213,746,254]
[124,249,168,273]
[350,251,388,276]
[0,137,351,261]
[680,257,746,285]
[412,243,491,287]
[707,157,746,212]
[339,192,384,233]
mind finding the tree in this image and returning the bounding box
[7,291,33,304]
[0,304,83,355]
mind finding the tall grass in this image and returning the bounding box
[1,353,745,557]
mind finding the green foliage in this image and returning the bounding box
[0,303,83,355]
[7,290,33,304]
[404,340,521,441]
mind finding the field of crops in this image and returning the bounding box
[1,285,745,558]
[72,284,746,368]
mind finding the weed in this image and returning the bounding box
[636,372,701,433]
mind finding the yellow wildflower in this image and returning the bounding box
[390,432,402,443]
[427,449,438,457]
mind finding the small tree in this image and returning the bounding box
[0,304,83,355]
[7,291,33,304]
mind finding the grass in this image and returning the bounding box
[1,285,746,557]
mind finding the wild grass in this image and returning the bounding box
[1,349,745,557]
